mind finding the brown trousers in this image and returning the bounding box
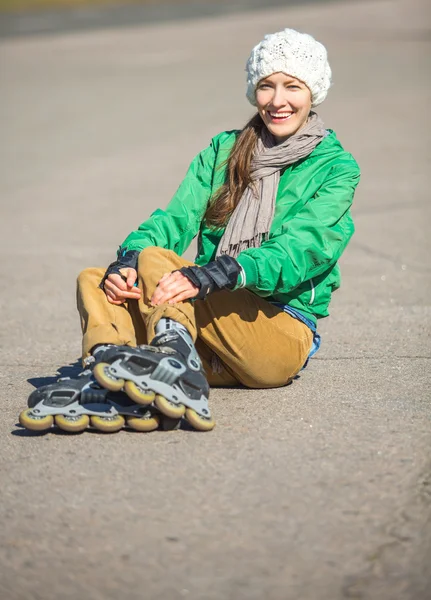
[76,246,312,388]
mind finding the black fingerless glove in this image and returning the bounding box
[178,255,241,300]
[99,249,140,289]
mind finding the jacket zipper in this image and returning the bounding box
[309,279,315,305]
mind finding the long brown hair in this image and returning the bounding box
[204,112,264,229]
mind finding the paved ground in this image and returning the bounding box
[0,0,347,38]
[1,0,430,599]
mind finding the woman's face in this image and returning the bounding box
[255,72,312,142]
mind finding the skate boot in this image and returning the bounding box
[93,320,215,431]
[18,346,162,434]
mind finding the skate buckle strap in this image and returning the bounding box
[83,355,96,369]
[153,329,202,372]
[58,368,92,382]
[80,381,108,403]
[151,357,186,386]
[154,331,179,347]
[138,344,176,356]
[186,344,201,372]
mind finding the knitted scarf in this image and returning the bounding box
[216,112,327,258]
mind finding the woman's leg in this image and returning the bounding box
[76,267,147,359]
[136,247,198,340]
[136,247,312,388]
[194,289,312,388]
[20,269,155,435]
[195,338,239,387]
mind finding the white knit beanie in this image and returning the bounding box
[246,28,332,108]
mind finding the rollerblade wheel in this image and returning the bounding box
[126,413,160,432]
[93,362,124,392]
[185,408,215,432]
[19,409,54,432]
[124,381,155,406]
[55,414,89,433]
[90,414,125,433]
[154,395,185,419]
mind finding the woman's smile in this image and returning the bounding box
[268,111,294,122]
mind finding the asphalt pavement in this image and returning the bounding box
[0,0,430,599]
[0,0,348,38]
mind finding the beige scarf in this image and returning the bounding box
[216,112,327,258]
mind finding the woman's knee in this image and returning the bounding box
[137,247,187,280]
[76,267,105,290]
[138,246,178,267]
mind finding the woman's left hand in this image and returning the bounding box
[151,271,199,306]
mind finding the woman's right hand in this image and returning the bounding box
[103,268,142,305]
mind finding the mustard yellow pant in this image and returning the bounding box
[76,246,312,388]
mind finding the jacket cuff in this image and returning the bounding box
[236,253,258,289]
[232,264,246,290]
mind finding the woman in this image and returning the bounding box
[19,28,360,434]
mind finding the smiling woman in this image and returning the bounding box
[18,28,360,435]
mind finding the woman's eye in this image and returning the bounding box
[287,85,300,90]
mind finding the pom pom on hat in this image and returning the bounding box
[246,28,332,107]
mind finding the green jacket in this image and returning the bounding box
[121,129,360,325]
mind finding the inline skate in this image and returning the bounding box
[19,347,162,433]
[93,323,215,431]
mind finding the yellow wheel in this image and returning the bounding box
[185,408,215,432]
[126,413,161,432]
[154,395,185,419]
[124,381,155,405]
[90,414,125,433]
[19,409,54,432]
[55,414,89,433]
[93,362,124,392]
